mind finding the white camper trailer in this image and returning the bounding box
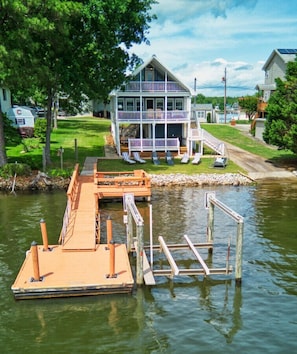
[7,106,35,137]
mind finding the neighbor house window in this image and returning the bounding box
[197,111,205,118]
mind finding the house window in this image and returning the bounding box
[118,98,124,111]
[2,89,7,101]
[197,111,205,118]
[156,98,164,110]
[136,99,141,111]
[126,99,134,111]
[145,66,154,81]
[175,99,183,110]
[167,99,174,111]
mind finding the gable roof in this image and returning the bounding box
[263,49,297,71]
[131,55,192,93]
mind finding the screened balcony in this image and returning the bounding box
[128,138,180,154]
[123,81,186,92]
[117,110,189,123]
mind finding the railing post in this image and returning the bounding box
[136,224,144,285]
[207,201,214,254]
[235,221,244,285]
[109,240,116,278]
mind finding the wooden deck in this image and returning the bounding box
[11,243,133,299]
[11,164,151,300]
[94,169,151,201]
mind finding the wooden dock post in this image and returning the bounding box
[235,221,244,285]
[109,240,116,278]
[40,219,49,251]
[107,216,113,244]
[31,241,41,282]
[207,202,214,254]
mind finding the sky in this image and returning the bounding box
[129,0,297,97]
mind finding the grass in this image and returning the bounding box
[202,123,297,167]
[6,118,296,176]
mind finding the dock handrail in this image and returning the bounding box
[67,163,79,208]
[94,169,151,189]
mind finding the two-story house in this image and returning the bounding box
[109,55,193,156]
[255,49,297,118]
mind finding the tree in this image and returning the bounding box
[238,95,258,120]
[263,57,297,153]
[0,0,156,167]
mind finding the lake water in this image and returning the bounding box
[0,182,296,353]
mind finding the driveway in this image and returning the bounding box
[225,125,296,180]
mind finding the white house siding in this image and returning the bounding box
[109,56,192,155]
[0,87,11,114]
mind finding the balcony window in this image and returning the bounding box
[126,99,134,111]
[175,99,183,110]
[167,99,174,111]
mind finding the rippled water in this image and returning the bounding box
[0,183,296,353]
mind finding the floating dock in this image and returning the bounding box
[11,164,244,300]
[11,164,151,300]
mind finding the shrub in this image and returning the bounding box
[34,118,47,142]
[0,163,31,177]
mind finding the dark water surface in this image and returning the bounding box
[0,182,296,353]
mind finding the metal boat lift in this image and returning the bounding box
[123,191,244,287]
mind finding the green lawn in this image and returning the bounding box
[5,118,296,176]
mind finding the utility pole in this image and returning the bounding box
[222,68,227,124]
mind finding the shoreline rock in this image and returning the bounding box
[149,173,252,187]
[0,172,252,192]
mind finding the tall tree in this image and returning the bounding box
[0,0,156,167]
[263,57,297,153]
[238,95,258,120]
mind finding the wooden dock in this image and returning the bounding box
[11,164,151,300]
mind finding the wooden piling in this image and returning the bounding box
[109,240,116,277]
[40,219,49,251]
[107,216,113,244]
[235,221,244,285]
[31,241,40,281]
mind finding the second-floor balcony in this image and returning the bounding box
[117,110,189,123]
[123,81,186,92]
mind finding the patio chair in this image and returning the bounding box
[165,151,174,166]
[152,151,160,165]
[191,153,201,165]
[180,153,189,164]
[133,152,146,164]
[122,152,136,164]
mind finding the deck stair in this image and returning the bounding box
[190,128,225,155]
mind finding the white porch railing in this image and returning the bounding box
[118,110,189,123]
[123,81,185,92]
[128,138,180,154]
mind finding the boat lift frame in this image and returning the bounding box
[124,191,244,287]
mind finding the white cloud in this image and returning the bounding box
[129,0,297,96]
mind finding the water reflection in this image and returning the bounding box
[1,184,297,353]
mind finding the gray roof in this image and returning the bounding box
[192,104,213,110]
[263,49,297,70]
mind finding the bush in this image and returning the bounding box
[34,118,47,142]
[0,163,31,177]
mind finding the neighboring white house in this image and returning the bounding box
[192,104,214,123]
[0,87,12,114]
[109,55,193,156]
[255,49,297,140]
